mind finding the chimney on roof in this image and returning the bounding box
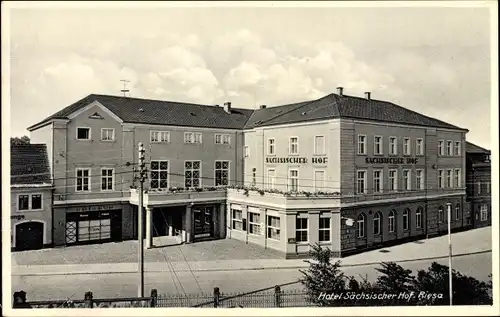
[259,105,267,109]
[337,87,344,96]
[223,102,232,114]
[365,92,371,100]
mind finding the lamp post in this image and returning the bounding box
[446,202,453,305]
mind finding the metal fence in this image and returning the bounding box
[17,286,316,309]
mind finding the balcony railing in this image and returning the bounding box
[129,186,227,206]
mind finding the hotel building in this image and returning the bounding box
[27,88,471,257]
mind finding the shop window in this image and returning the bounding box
[267,216,280,240]
[232,209,243,230]
[319,218,330,242]
[296,218,308,242]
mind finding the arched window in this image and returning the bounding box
[438,206,444,223]
[455,204,460,221]
[403,208,410,231]
[388,210,396,233]
[373,211,382,236]
[416,207,423,229]
[357,214,366,238]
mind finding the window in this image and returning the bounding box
[76,168,91,192]
[403,169,411,191]
[319,218,331,242]
[267,169,276,189]
[416,207,423,229]
[446,169,453,188]
[403,138,411,155]
[268,138,275,155]
[438,140,444,155]
[184,132,202,144]
[388,210,396,233]
[438,170,444,188]
[416,169,424,190]
[232,209,243,230]
[480,205,488,221]
[373,170,382,193]
[101,128,115,141]
[358,135,366,155]
[244,146,249,158]
[267,216,280,240]
[389,137,397,155]
[296,218,308,242]
[249,212,261,235]
[150,161,169,189]
[357,214,365,238]
[373,212,382,235]
[17,194,43,211]
[215,161,229,186]
[446,141,453,156]
[454,141,461,156]
[438,206,444,223]
[403,209,410,231]
[76,127,91,140]
[289,137,299,155]
[454,169,461,188]
[252,168,256,186]
[150,131,170,143]
[486,182,491,193]
[289,169,299,192]
[215,134,230,144]
[185,161,201,188]
[455,204,460,221]
[18,195,29,210]
[314,135,325,155]
[101,168,114,191]
[374,136,383,155]
[477,181,481,194]
[357,170,366,194]
[314,170,325,191]
[416,138,424,155]
[388,169,398,192]
[31,194,42,210]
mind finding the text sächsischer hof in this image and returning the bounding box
[318,291,443,302]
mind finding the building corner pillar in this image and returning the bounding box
[219,203,226,238]
[145,207,153,249]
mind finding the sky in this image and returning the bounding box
[5,3,495,149]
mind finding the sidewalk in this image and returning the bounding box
[11,227,491,276]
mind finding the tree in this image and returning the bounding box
[11,136,30,145]
[299,244,348,306]
[414,262,492,305]
[372,262,418,305]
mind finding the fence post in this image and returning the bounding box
[13,291,30,309]
[274,285,281,308]
[213,287,220,308]
[150,289,158,307]
[84,291,93,308]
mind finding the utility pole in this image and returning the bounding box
[137,142,147,297]
[446,202,453,305]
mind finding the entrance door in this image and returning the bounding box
[194,206,214,239]
[15,222,44,251]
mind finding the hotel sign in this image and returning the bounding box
[365,157,419,164]
[265,157,328,164]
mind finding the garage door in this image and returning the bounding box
[15,222,44,251]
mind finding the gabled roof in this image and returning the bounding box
[28,94,254,131]
[11,144,51,185]
[466,141,491,154]
[245,93,467,131]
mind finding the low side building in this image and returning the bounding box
[465,141,491,228]
[10,144,53,251]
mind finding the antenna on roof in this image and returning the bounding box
[120,79,131,97]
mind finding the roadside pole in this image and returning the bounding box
[138,142,146,297]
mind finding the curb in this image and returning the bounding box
[11,249,491,277]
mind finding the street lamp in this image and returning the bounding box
[446,202,453,305]
[342,217,355,227]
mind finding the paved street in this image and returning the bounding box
[12,252,491,302]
